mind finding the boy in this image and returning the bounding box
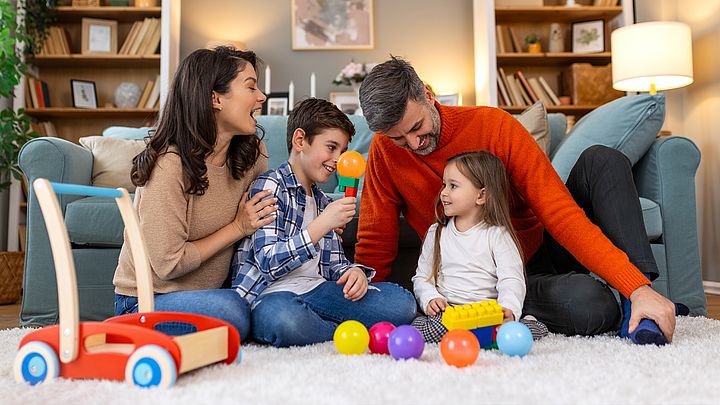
[231,98,416,348]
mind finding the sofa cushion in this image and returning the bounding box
[103,126,152,140]
[65,196,126,246]
[79,136,146,192]
[516,101,551,155]
[550,94,665,182]
[640,197,662,242]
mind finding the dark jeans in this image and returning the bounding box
[523,145,659,336]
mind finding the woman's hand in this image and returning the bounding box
[336,267,368,301]
[426,298,448,316]
[232,190,278,239]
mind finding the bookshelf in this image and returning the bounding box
[476,0,633,118]
[6,1,181,252]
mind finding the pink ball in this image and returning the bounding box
[368,322,396,355]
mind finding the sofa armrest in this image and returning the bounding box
[633,136,705,315]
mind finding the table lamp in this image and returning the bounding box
[611,21,693,95]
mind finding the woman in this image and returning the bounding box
[113,46,276,339]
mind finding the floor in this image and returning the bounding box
[1,295,719,330]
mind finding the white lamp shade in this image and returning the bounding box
[611,21,693,92]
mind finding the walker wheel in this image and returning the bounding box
[14,341,60,385]
[125,345,177,388]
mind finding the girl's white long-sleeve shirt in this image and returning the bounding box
[412,218,526,320]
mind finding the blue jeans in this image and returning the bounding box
[115,289,251,340]
[251,281,417,347]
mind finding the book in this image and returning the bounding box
[507,26,522,53]
[538,76,561,106]
[120,21,141,55]
[34,79,44,108]
[141,19,162,55]
[515,71,539,103]
[528,77,553,106]
[40,80,51,108]
[144,75,161,108]
[496,74,511,106]
[27,77,39,108]
[515,77,532,105]
[136,79,154,108]
[129,18,153,55]
[505,75,525,106]
[495,25,507,53]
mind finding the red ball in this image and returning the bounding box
[368,322,396,355]
[440,329,480,368]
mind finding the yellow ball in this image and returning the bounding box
[334,320,370,355]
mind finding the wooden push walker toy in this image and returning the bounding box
[13,179,240,388]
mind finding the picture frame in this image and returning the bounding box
[291,0,374,50]
[81,18,118,55]
[436,93,461,106]
[329,92,360,115]
[263,92,290,116]
[571,20,605,54]
[70,79,98,109]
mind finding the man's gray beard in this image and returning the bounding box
[404,104,442,156]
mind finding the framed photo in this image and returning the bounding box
[292,0,374,50]
[263,92,289,116]
[330,92,360,115]
[81,18,118,55]
[436,93,461,106]
[70,79,98,109]
[572,20,604,54]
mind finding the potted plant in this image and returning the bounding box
[0,1,51,304]
[525,33,542,54]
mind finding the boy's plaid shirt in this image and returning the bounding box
[231,161,374,304]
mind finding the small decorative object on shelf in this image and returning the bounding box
[332,61,377,90]
[70,79,99,109]
[572,20,605,54]
[81,18,118,55]
[114,82,142,108]
[549,23,564,53]
[525,33,541,54]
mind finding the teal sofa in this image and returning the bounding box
[18,108,706,327]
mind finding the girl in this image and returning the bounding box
[412,151,548,342]
[113,46,277,340]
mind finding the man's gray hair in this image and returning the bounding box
[359,56,426,133]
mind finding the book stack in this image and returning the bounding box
[30,121,59,138]
[119,18,162,56]
[496,25,523,53]
[25,77,51,109]
[497,68,562,107]
[136,74,161,109]
[37,26,72,55]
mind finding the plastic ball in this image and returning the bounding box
[113,82,142,108]
[333,320,369,355]
[368,322,395,355]
[337,150,366,179]
[496,321,533,357]
[388,325,424,360]
[440,329,480,367]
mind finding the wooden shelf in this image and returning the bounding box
[56,6,161,22]
[25,108,159,118]
[29,54,160,68]
[501,105,599,114]
[497,52,612,66]
[495,6,623,23]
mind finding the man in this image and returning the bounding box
[355,56,678,343]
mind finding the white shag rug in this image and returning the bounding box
[1,316,719,405]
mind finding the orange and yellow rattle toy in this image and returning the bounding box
[337,151,366,197]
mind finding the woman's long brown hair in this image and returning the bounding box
[132,46,264,195]
[430,151,523,284]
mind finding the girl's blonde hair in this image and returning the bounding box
[430,151,523,284]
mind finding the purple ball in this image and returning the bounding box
[388,325,425,360]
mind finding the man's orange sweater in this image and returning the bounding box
[355,104,649,299]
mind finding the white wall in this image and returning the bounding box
[636,0,720,284]
[180,0,476,105]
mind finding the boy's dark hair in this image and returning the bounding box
[286,98,355,152]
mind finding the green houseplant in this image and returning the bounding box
[525,33,542,54]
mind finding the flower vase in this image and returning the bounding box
[351,82,363,116]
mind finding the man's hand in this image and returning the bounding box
[336,267,368,301]
[629,285,677,342]
[426,298,448,316]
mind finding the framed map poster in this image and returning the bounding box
[292,0,374,50]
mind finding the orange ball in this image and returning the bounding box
[337,151,366,179]
[440,329,480,368]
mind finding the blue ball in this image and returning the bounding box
[496,321,533,357]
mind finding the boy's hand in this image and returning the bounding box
[318,197,356,233]
[232,190,277,238]
[336,267,368,301]
[501,307,515,323]
[426,298,448,316]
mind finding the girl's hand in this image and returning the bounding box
[336,267,368,301]
[502,307,516,323]
[426,298,448,316]
[232,190,278,239]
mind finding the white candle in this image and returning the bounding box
[264,65,271,94]
[310,72,316,98]
[288,81,294,112]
